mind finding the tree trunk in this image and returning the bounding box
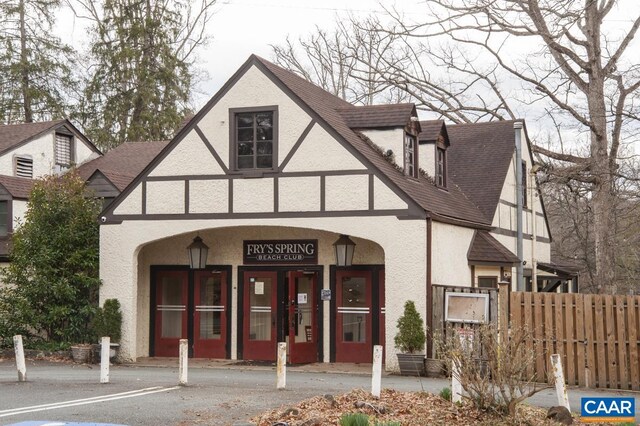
[19,0,32,122]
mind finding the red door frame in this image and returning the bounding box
[154,270,188,357]
[193,270,228,358]
[334,269,373,363]
[242,271,278,361]
[287,271,318,364]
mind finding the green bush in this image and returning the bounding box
[92,299,122,343]
[439,387,452,401]
[339,412,370,426]
[394,300,426,353]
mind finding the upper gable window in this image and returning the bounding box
[15,155,33,178]
[0,200,8,237]
[55,133,73,168]
[232,107,278,171]
[404,133,417,177]
[436,147,447,187]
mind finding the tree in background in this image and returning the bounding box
[274,1,640,293]
[0,172,101,345]
[0,0,77,123]
[74,0,217,150]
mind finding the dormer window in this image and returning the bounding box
[231,106,278,171]
[404,133,417,177]
[436,147,447,187]
[55,133,73,169]
[15,155,33,178]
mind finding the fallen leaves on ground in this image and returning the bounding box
[252,388,562,425]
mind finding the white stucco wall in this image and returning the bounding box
[431,221,475,286]
[324,175,369,211]
[373,177,408,210]
[419,142,436,177]
[148,130,225,177]
[278,177,320,212]
[100,216,427,370]
[361,129,404,169]
[189,180,228,214]
[473,265,501,285]
[146,181,184,214]
[113,184,142,215]
[233,178,274,213]
[11,199,28,229]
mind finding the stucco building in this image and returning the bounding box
[97,55,572,368]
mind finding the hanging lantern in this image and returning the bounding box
[187,236,209,269]
[333,234,356,267]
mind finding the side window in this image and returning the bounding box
[404,134,416,177]
[55,133,74,168]
[477,276,497,288]
[436,147,447,187]
[15,155,33,178]
[0,200,8,237]
[233,109,276,171]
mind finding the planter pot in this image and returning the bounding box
[71,344,93,363]
[396,353,426,376]
[425,358,445,378]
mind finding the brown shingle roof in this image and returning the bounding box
[447,121,519,222]
[0,120,66,154]
[418,120,445,141]
[468,230,519,264]
[337,104,416,129]
[0,175,35,199]
[256,56,489,226]
[77,140,169,191]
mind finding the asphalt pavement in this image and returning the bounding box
[0,359,638,425]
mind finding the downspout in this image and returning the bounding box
[426,217,433,358]
[514,122,524,291]
[531,169,537,292]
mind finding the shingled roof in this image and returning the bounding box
[418,120,445,142]
[467,230,519,265]
[255,56,490,227]
[337,104,416,129]
[77,140,169,191]
[0,120,66,154]
[447,121,519,222]
[0,175,35,199]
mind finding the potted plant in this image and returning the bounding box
[394,300,427,376]
[92,298,123,361]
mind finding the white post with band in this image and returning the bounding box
[100,336,110,384]
[179,339,188,386]
[371,345,382,398]
[13,335,27,382]
[277,342,287,390]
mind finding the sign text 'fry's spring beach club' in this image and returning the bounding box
[98,55,561,370]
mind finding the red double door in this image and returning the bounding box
[241,270,319,364]
[153,269,228,358]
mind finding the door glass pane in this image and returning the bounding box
[340,277,367,343]
[249,277,272,341]
[198,275,222,340]
[294,276,313,343]
[159,276,184,338]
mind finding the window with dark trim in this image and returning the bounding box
[15,155,33,178]
[477,276,498,288]
[436,147,447,187]
[0,200,8,237]
[234,110,275,170]
[55,133,73,167]
[522,160,527,208]
[404,133,416,177]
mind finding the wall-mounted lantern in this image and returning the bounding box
[333,234,356,267]
[187,236,209,269]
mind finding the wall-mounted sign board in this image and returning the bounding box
[444,292,489,324]
[243,240,318,264]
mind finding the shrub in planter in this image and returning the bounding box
[92,299,122,360]
[394,300,426,376]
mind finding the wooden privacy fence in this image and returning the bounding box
[509,291,640,390]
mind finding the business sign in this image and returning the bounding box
[581,397,635,423]
[243,240,318,265]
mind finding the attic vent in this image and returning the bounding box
[55,133,72,167]
[15,155,33,178]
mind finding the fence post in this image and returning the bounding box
[371,345,382,398]
[13,335,26,382]
[100,336,110,384]
[498,281,510,341]
[277,342,286,390]
[551,354,570,411]
[178,339,188,386]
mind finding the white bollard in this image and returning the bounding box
[100,336,110,384]
[371,345,383,398]
[13,335,26,382]
[179,339,188,386]
[451,360,462,404]
[277,342,286,390]
[551,354,570,411]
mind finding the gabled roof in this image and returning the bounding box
[0,175,35,199]
[447,121,519,222]
[467,230,519,265]
[255,56,489,226]
[337,104,416,129]
[0,119,101,156]
[77,140,169,191]
[418,120,445,142]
